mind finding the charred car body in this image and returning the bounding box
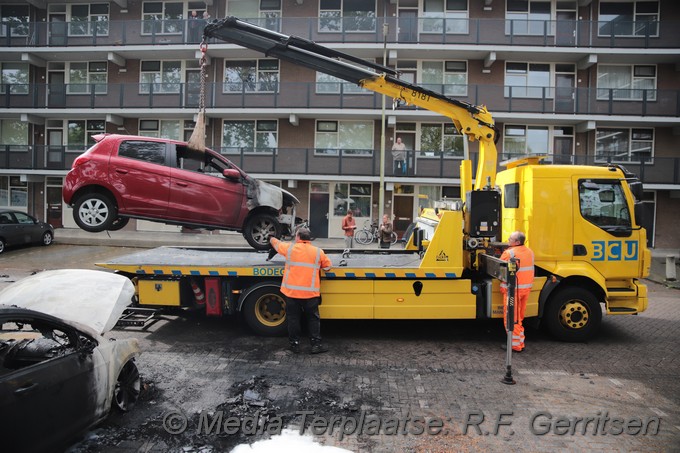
[0,270,141,453]
[62,134,299,250]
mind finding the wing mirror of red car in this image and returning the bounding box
[223,168,241,180]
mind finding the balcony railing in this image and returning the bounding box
[3,145,679,186]
[1,17,678,49]
[2,82,678,117]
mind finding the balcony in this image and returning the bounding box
[2,82,679,118]
[1,17,678,49]
[3,145,679,186]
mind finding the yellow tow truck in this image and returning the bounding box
[99,17,650,342]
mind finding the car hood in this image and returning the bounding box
[246,179,300,210]
[0,269,135,335]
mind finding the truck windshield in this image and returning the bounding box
[579,180,631,231]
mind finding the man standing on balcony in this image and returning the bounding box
[392,137,407,175]
[188,10,201,43]
[341,209,356,249]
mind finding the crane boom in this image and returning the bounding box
[204,16,500,190]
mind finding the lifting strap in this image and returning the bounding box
[187,39,208,152]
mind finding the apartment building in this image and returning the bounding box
[1,0,678,247]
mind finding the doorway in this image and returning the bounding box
[555,73,575,113]
[397,9,418,43]
[556,10,576,46]
[49,14,67,46]
[309,183,330,238]
[48,71,65,107]
[46,129,64,169]
[46,185,63,228]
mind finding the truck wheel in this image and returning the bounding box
[73,193,117,232]
[243,213,281,251]
[242,286,287,336]
[544,287,602,342]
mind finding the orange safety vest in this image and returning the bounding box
[500,245,535,293]
[271,238,332,299]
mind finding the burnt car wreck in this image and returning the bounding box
[0,270,141,453]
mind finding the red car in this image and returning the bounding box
[63,134,298,250]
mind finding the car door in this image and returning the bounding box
[108,139,171,217]
[0,315,99,452]
[168,147,247,227]
[0,211,21,245]
[13,211,41,244]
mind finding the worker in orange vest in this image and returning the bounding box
[270,227,332,354]
[500,231,534,353]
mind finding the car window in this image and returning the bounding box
[0,318,84,375]
[118,140,167,166]
[0,213,14,225]
[13,212,34,225]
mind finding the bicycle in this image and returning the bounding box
[354,219,398,245]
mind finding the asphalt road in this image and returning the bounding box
[1,243,679,452]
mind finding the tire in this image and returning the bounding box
[243,213,282,251]
[390,232,398,245]
[73,193,117,232]
[543,286,602,342]
[242,285,288,336]
[113,360,141,412]
[354,229,371,245]
[108,217,130,231]
[0,238,5,254]
[41,231,53,246]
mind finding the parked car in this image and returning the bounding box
[62,134,299,250]
[0,269,141,453]
[0,209,54,254]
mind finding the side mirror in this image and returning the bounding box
[223,168,241,180]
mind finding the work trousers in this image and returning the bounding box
[286,296,322,345]
[503,289,529,351]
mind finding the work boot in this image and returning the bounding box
[289,341,300,354]
[310,343,329,354]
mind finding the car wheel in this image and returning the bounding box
[108,217,130,231]
[42,231,54,246]
[0,238,5,254]
[113,360,141,412]
[74,193,117,232]
[243,213,282,251]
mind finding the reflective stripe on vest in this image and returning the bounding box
[281,245,322,293]
[500,247,534,290]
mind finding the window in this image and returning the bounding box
[315,120,373,156]
[579,180,631,230]
[140,60,182,94]
[596,128,653,164]
[0,120,29,150]
[420,123,464,158]
[69,3,109,36]
[224,60,279,93]
[506,0,552,35]
[222,120,278,154]
[503,125,549,158]
[9,176,27,208]
[227,0,281,31]
[422,0,468,34]
[139,119,182,140]
[598,1,659,37]
[335,183,371,217]
[597,65,656,101]
[316,59,375,94]
[67,62,107,94]
[504,183,520,209]
[119,141,167,165]
[142,2,183,35]
[422,61,467,97]
[1,63,28,95]
[319,0,376,33]
[505,62,551,98]
[1,4,29,37]
[66,120,105,152]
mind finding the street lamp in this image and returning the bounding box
[378,20,388,225]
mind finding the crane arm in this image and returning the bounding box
[204,16,499,190]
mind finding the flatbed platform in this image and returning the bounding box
[97,246,463,279]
